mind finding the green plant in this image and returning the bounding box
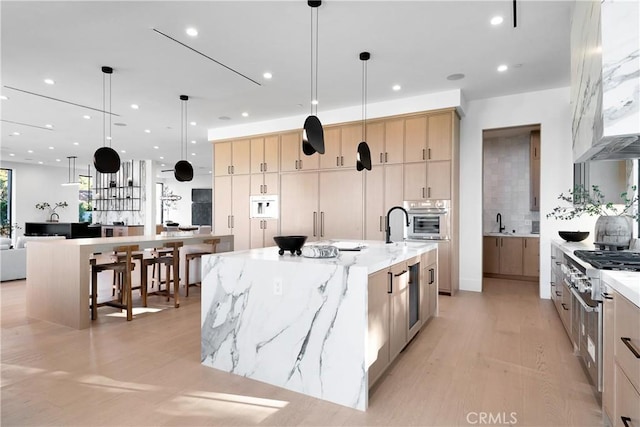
[547,185,639,221]
[0,221,21,238]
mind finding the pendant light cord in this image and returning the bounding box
[315,8,319,117]
[181,99,184,159]
[102,73,106,148]
[108,72,112,148]
[361,58,367,141]
[309,5,319,116]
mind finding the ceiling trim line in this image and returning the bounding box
[3,86,120,116]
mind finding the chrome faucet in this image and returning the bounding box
[496,213,505,233]
[386,206,410,244]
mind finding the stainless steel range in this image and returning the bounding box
[561,249,640,398]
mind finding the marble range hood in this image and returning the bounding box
[571,0,640,162]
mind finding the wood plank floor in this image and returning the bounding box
[1,278,602,426]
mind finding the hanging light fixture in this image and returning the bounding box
[302,0,325,156]
[357,52,372,171]
[174,95,194,182]
[93,66,121,174]
[61,155,80,186]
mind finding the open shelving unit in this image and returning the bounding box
[93,160,142,212]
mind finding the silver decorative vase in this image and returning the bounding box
[594,216,632,248]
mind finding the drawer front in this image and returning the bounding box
[615,293,640,393]
[615,364,640,427]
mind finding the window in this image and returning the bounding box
[0,168,13,237]
[156,182,164,225]
[79,174,93,223]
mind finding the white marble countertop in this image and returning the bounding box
[211,239,437,274]
[551,239,640,308]
[484,232,540,238]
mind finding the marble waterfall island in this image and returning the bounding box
[200,240,436,411]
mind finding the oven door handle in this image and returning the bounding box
[569,286,597,312]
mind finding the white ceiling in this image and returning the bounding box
[0,0,573,176]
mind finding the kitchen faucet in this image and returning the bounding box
[496,213,505,233]
[386,206,410,244]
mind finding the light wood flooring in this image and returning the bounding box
[1,278,602,426]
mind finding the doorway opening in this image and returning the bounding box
[481,124,541,292]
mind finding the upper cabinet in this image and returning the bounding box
[427,113,452,161]
[381,120,404,164]
[319,125,361,170]
[214,139,250,176]
[404,116,427,163]
[250,135,279,174]
[280,131,319,172]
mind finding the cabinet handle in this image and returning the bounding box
[380,153,384,163]
[341,156,344,166]
[555,261,561,266]
[379,216,384,232]
[227,215,231,229]
[387,271,393,294]
[555,291,562,297]
[422,187,426,198]
[264,184,267,193]
[320,212,325,237]
[621,417,632,427]
[427,187,431,198]
[260,163,263,172]
[295,160,298,170]
[429,268,435,284]
[394,270,407,277]
[621,337,640,358]
[524,240,527,248]
[428,148,431,160]
[264,162,268,172]
[602,292,613,300]
[422,148,426,160]
[313,212,317,237]
[385,152,388,163]
[561,303,569,311]
[232,165,235,174]
[227,166,231,175]
[495,238,498,247]
[299,159,303,169]
[231,215,234,229]
[336,156,340,167]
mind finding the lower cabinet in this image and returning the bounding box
[603,288,615,423]
[367,249,438,389]
[483,236,539,278]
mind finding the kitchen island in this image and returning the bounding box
[200,240,437,411]
[26,233,233,329]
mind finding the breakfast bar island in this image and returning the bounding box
[200,240,438,411]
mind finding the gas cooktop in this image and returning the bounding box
[574,250,640,271]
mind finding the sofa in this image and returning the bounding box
[1,236,66,282]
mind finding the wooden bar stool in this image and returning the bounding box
[141,241,183,308]
[184,238,220,297]
[111,250,144,296]
[90,245,139,321]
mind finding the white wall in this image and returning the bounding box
[0,161,81,241]
[158,174,212,226]
[460,87,598,299]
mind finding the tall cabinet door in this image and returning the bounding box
[389,262,408,360]
[213,176,232,234]
[426,161,451,199]
[231,139,251,175]
[341,124,361,169]
[214,142,232,176]
[404,116,427,162]
[319,169,363,240]
[280,172,319,240]
[365,166,385,240]
[426,113,452,161]
[250,138,265,174]
[403,163,427,200]
[263,135,279,173]
[367,122,385,167]
[367,267,390,387]
[320,127,342,170]
[231,175,251,251]
[384,164,404,210]
[280,132,301,172]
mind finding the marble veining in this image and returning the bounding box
[200,240,436,410]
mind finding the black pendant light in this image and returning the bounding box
[174,95,194,182]
[93,66,121,174]
[357,52,372,171]
[302,0,325,155]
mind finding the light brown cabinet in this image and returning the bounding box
[403,161,451,200]
[320,125,360,170]
[483,236,539,278]
[280,131,319,172]
[437,241,451,294]
[213,175,251,250]
[389,261,408,362]
[421,249,438,322]
[214,139,251,176]
[280,172,319,240]
[426,113,452,161]
[530,130,540,211]
[367,267,391,387]
[404,116,427,163]
[364,164,403,240]
[367,121,403,166]
[603,289,615,423]
[250,218,278,249]
[250,172,278,196]
[250,135,279,174]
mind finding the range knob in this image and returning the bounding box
[577,278,592,293]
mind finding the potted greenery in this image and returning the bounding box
[35,201,69,222]
[547,185,639,247]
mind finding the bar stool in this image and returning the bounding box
[141,241,183,308]
[183,238,220,297]
[90,244,139,321]
[111,250,144,296]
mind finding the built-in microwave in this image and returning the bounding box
[404,200,450,241]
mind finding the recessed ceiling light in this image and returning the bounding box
[73,142,79,146]
[131,104,139,110]
[12,132,20,136]
[9,153,15,157]
[161,163,166,167]
[144,129,151,133]
[48,146,54,150]
[209,170,212,174]
[153,146,159,149]
[191,153,196,156]
[392,84,401,91]
[106,136,112,140]
[0,95,8,100]
[263,72,273,79]
[44,78,55,85]
[45,124,53,128]
[446,73,465,81]
[27,149,33,153]
[191,140,197,144]
[242,112,249,117]
[83,115,91,119]
[38,161,43,164]
[490,16,504,25]
[189,121,196,126]
[159,156,164,160]
[120,150,126,153]
[311,99,318,105]
[186,27,198,37]
[56,158,61,162]
[497,64,508,72]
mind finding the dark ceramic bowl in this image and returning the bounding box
[273,235,307,256]
[558,231,590,242]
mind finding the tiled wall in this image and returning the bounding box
[483,134,540,234]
